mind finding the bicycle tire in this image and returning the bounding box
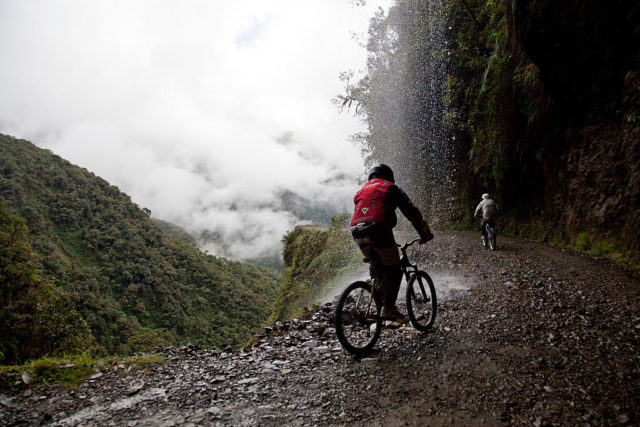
[335,281,382,356]
[406,271,437,331]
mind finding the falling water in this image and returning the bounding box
[361,0,457,226]
[312,1,467,313]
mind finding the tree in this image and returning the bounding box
[337,0,452,215]
[0,203,91,363]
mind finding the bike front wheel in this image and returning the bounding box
[406,271,437,331]
[335,281,382,356]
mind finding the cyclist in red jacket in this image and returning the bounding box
[350,163,434,321]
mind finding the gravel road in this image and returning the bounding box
[2,230,638,426]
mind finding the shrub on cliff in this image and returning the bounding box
[270,214,362,322]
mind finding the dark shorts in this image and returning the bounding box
[350,222,400,266]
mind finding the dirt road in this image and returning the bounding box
[2,231,639,426]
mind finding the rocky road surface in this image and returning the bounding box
[1,231,639,426]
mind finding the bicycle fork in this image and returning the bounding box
[407,270,430,303]
[355,280,380,332]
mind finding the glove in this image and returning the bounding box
[419,220,434,243]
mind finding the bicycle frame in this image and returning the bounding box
[335,236,436,355]
[364,238,421,309]
[361,280,379,321]
[399,238,421,282]
[400,238,431,305]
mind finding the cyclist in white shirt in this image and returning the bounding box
[474,193,499,240]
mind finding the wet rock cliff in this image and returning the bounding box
[508,0,640,256]
[448,0,640,265]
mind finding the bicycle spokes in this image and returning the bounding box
[406,272,437,331]
[336,239,438,355]
[413,281,430,303]
[344,288,376,330]
[335,281,382,356]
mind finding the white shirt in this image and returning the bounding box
[474,199,499,220]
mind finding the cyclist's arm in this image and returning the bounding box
[474,202,482,218]
[389,185,433,241]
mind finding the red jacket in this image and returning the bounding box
[350,178,424,232]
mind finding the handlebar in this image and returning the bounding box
[397,238,423,269]
[398,238,422,251]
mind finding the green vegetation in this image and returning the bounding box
[0,202,91,363]
[444,0,553,212]
[446,0,626,204]
[444,0,640,268]
[339,0,639,269]
[269,214,362,322]
[0,352,166,390]
[499,217,640,270]
[0,134,280,363]
[153,218,198,247]
[335,0,451,207]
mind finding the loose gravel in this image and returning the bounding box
[1,231,638,426]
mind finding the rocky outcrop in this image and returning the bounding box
[271,218,362,322]
[559,122,640,253]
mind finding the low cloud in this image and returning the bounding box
[0,0,392,259]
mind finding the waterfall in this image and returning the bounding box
[359,0,456,226]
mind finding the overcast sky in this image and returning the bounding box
[0,0,392,260]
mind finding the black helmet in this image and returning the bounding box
[368,163,395,182]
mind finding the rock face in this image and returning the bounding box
[1,231,638,426]
[560,123,640,246]
[506,0,640,256]
[507,0,638,114]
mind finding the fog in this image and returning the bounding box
[0,0,392,260]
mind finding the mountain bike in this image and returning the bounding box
[482,222,497,251]
[334,238,437,356]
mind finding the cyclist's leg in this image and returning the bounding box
[369,229,402,313]
[352,224,374,262]
[380,264,403,318]
[353,232,382,278]
[351,224,402,313]
[352,233,384,308]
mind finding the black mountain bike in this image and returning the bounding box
[334,238,437,356]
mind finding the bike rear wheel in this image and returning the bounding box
[335,281,382,356]
[406,271,437,331]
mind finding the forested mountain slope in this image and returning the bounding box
[0,134,280,362]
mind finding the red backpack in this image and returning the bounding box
[350,178,393,226]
